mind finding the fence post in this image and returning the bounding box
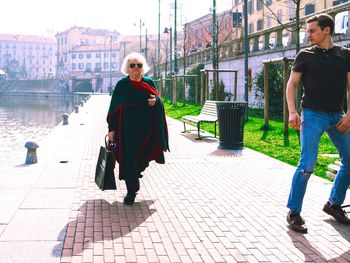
[183,76,186,106]
[173,76,177,106]
[283,58,289,135]
[263,63,269,129]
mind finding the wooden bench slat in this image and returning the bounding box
[328,163,340,172]
[182,100,218,139]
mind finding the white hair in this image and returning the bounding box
[120,52,150,75]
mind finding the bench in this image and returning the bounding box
[326,160,350,210]
[182,100,218,139]
[326,160,341,180]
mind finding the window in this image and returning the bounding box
[86,53,91,59]
[232,12,242,27]
[72,63,76,70]
[104,53,109,58]
[78,63,84,70]
[249,23,254,33]
[104,62,109,69]
[86,63,92,71]
[266,0,272,6]
[277,10,282,22]
[71,54,76,59]
[267,16,272,28]
[96,53,101,58]
[78,53,84,59]
[305,3,315,15]
[333,0,348,6]
[248,0,254,15]
[95,62,101,70]
[257,19,263,31]
[257,0,263,11]
[112,53,117,58]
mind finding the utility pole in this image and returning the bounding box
[170,27,173,100]
[164,27,173,100]
[157,0,161,78]
[183,24,186,76]
[174,0,178,73]
[139,19,144,52]
[243,0,249,117]
[109,35,112,89]
[145,29,148,61]
[212,0,218,98]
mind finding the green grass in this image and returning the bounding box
[163,100,339,181]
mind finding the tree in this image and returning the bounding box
[183,9,237,100]
[186,63,204,103]
[261,0,302,53]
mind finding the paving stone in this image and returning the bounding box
[1,95,350,263]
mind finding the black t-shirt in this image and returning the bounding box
[292,45,350,112]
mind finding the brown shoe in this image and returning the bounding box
[287,211,308,233]
[323,202,350,225]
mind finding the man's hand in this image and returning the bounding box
[336,114,350,133]
[148,95,156,107]
[288,112,300,131]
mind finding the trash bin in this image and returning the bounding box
[216,101,247,149]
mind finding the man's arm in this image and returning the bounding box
[286,71,302,130]
[335,72,350,133]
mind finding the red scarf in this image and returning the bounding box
[129,79,160,97]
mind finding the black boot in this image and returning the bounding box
[124,192,136,205]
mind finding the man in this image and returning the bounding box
[286,14,350,233]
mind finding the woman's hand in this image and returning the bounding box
[108,131,115,141]
[148,95,156,107]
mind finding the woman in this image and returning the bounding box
[107,52,169,205]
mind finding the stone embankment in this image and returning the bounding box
[0,79,69,97]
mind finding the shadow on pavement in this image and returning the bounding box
[180,132,219,143]
[287,220,350,262]
[53,198,156,258]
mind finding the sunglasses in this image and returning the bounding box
[130,63,143,69]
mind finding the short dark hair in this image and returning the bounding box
[306,13,334,35]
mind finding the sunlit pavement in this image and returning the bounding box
[0,94,349,263]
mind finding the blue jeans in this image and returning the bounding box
[287,108,350,213]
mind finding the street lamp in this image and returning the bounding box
[109,35,112,93]
[139,19,145,52]
[164,26,173,101]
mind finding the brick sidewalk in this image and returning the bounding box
[1,94,350,263]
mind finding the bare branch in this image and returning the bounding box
[260,0,303,32]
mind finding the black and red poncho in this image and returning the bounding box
[106,76,169,189]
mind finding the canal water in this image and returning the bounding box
[0,95,88,168]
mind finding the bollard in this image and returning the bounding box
[84,98,87,103]
[25,141,39,164]
[75,105,79,113]
[62,113,69,125]
[80,100,84,107]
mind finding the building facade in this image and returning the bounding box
[0,34,56,80]
[55,27,121,92]
[182,0,348,55]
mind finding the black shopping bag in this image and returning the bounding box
[95,136,117,190]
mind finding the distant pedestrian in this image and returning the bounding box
[106,52,169,205]
[286,13,350,233]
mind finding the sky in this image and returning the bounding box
[0,0,233,37]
